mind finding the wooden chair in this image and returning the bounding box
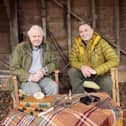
[111,67,120,106]
[111,68,123,126]
[11,70,60,108]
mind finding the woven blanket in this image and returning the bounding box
[0,93,119,126]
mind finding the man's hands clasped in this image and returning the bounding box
[81,65,96,78]
[31,67,48,82]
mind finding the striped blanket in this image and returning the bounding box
[1,93,120,126]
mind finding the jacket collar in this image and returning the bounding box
[23,39,45,50]
[76,32,101,52]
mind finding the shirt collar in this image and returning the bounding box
[32,47,40,51]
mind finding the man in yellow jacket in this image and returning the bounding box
[68,22,119,96]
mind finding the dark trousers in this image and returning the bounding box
[68,68,112,96]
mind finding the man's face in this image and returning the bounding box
[29,29,43,48]
[79,24,94,41]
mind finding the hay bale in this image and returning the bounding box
[0,91,13,121]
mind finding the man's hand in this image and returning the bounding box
[81,65,96,78]
[31,70,44,82]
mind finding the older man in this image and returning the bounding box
[68,22,119,96]
[11,25,58,96]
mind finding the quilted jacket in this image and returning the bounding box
[69,32,119,75]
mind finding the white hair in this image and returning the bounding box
[27,25,45,37]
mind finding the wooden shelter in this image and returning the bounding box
[0,0,126,68]
[0,0,126,124]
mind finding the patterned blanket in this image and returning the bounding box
[0,93,121,126]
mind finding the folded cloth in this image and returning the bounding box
[1,93,116,126]
[97,97,113,109]
[83,81,100,89]
[0,111,36,126]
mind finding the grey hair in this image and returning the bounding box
[27,25,45,37]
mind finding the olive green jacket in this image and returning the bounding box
[10,41,56,82]
[69,32,119,75]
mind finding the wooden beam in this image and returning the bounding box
[114,0,120,60]
[47,29,68,64]
[91,0,97,29]
[0,69,10,74]
[10,0,19,46]
[67,0,72,55]
[3,0,11,20]
[3,0,13,53]
[52,0,84,21]
[0,75,11,78]
[41,0,47,41]
[3,0,19,52]
[109,41,126,56]
[0,60,9,69]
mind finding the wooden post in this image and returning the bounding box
[111,68,120,106]
[41,0,47,42]
[3,0,19,51]
[114,0,120,61]
[54,70,60,93]
[13,0,19,44]
[67,0,72,55]
[54,70,60,84]
[91,0,96,29]
[12,76,20,108]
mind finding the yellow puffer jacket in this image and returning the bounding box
[69,32,119,75]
